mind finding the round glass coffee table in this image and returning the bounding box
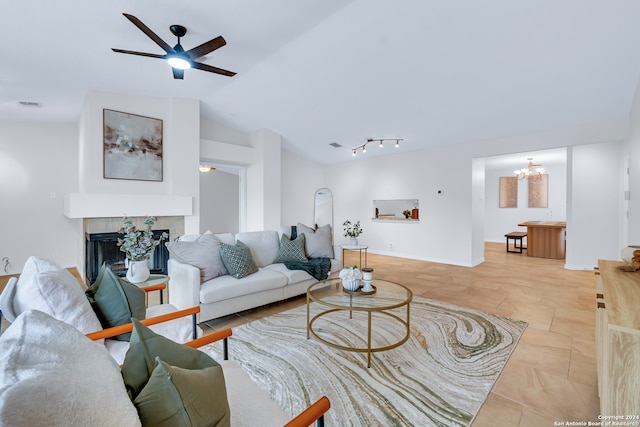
[306,278,412,368]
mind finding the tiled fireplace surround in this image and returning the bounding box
[83,216,185,284]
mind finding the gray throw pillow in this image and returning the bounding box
[274,234,308,263]
[219,240,259,279]
[165,234,228,282]
[297,223,334,258]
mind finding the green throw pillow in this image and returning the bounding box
[85,263,146,341]
[135,357,230,427]
[219,240,258,279]
[121,318,222,400]
[274,233,308,263]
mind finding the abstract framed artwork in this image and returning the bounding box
[499,176,518,208]
[528,174,548,208]
[103,109,163,181]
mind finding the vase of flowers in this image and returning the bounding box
[343,220,363,246]
[117,216,167,283]
[339,265,363,291]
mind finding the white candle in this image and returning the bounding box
[362,268,373,281]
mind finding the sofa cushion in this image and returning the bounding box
[273,233,308,263]
[297,223,334,258]
[85,263,146,341]
[0,310,140,427]
[135,357,230,427]
[221,360,290,426]
[166,233,228,282]
[121,319,224,401]
[219,240,259,279]
[12,256,104,340]
[262,263,315,284]
[200,268,287,304]
[235,231,280,267]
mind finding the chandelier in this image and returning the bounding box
[514,158,544,180]
[352,138,402,156]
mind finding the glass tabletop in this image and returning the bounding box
[307,278,412,311]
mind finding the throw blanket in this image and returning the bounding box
[284,257,331,281]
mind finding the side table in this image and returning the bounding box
[341,245,368,269]
[129,274,169,307]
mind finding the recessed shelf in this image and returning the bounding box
[373,199,419,221]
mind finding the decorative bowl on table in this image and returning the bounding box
[342,278,361,292]
[339,265,363,292]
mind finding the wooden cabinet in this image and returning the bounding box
[595,260,640,415]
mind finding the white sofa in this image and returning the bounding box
[167,227,343,323]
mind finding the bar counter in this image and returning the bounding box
[518,221,566,259]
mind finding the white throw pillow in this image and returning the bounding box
[0,310,141,427]
[0,277,18,323]
[12,256,104,339]
[235,231,280,267]
[297,223,334,258]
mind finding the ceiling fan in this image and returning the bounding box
[112,13,236,80]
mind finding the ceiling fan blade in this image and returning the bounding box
[192,61,236,77]
[172,68,184,80]
[185,36,226,59]
[112,48,166,59]
[122,13,173,53]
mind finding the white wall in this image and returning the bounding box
[246,129,281,231]
[326,144,472,265]
[626,82,640,244]
[484,159,567,242]
[565,141,623,269]
[281,150,326,228]
[0,121,81,272]
[200,170,240,234]
[323,118,627,267]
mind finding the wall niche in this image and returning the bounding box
[373,199,419,221]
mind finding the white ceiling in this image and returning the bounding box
[2,0,640,164]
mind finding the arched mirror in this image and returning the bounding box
[314,188,333,229]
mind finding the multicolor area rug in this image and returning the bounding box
[202,296,527,426]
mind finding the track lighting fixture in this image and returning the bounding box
[351,138,403,157]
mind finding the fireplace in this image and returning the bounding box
[85,230,170,284]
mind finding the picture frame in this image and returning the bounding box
[103,109,163,182]
[528,174,549,208]
[499,176,518,208]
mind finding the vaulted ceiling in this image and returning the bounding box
[2,0,640,164]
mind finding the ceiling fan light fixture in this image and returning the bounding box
[167,53,192,70]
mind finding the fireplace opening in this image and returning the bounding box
[85,230,170,284]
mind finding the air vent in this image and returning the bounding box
[329,142,342,148]
[18,101,42,108]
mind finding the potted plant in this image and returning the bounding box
[343,220,363,246]
[339,265,363,291]
[403,209,411,219]
[117,216,167,283]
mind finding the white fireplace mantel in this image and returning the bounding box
[64,193,193,218]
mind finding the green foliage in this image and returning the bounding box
[342,220,363,238]
[117,216,168,261]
